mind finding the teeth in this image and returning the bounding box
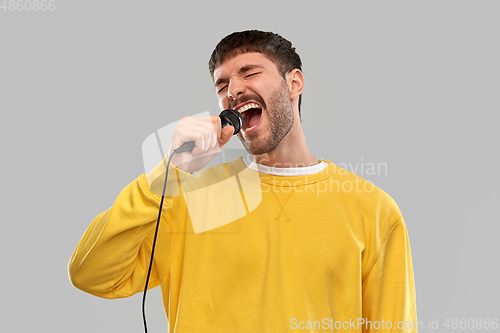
[237,103,262,113]
[245,125,257,131]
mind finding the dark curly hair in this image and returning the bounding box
[209,30,303,117]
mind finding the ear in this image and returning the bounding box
[286,69,305,100]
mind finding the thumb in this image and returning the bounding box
[218,125,235,147]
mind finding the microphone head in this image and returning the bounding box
[219,109,243,135]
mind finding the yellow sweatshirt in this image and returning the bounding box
[68,157,417,332]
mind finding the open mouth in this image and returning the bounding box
[237,102,263,133]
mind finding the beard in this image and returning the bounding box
[237,79,294,156]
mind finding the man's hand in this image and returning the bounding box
[168,115,235,173]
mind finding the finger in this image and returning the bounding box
[173,117,214,152]
[210,116,222,141]
[199,119,219,152]
[218,125,234,148]
[191,135,206,155]
[208,128,218,151]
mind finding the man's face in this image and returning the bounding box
[213,52,294,155]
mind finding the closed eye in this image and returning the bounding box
[217,85,227,94]
[217,73,260,94]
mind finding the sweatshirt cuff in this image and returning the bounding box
[143,161,193,199]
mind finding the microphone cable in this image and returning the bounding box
[141,141,194,333]
[141,109,242,332]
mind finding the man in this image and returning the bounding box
[69,30,418,332]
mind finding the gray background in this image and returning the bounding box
[1,1,499,332]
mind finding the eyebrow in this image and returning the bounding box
[214,64,264,88]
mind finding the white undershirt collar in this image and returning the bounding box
[242,154,328,176]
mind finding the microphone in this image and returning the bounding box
[174,109,243,154]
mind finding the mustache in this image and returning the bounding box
[230,94,267,110]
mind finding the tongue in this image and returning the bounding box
[248,112,261,128]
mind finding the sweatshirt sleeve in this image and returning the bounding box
[361,217,418,332]
[68,170,182,299]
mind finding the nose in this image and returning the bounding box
[227,77,246,101]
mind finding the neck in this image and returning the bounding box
[252,116,318,168]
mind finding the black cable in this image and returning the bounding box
[141,111,240,331]
[141,151,177,333]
